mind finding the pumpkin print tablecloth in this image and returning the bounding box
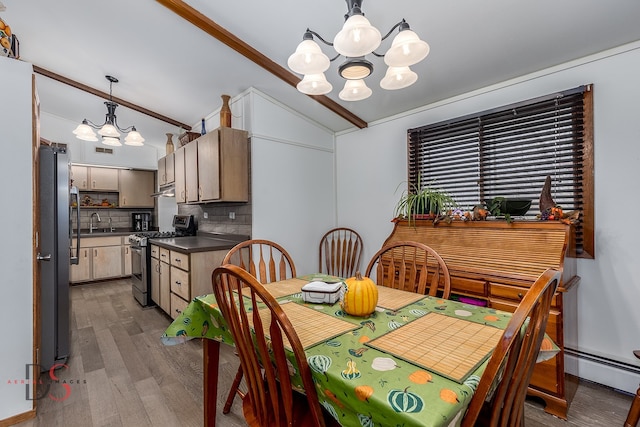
[162,274,558,427]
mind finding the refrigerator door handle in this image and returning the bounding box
[70,185,80,265]
[37,253,52,261]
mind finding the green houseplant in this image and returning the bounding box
[393,178,456,222]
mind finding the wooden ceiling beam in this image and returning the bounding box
[155,0,368,129]
[32,65,192,130]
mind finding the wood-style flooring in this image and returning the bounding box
[12,279,635,426]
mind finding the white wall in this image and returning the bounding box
[0,57,35,420]
[336,41,640,392]
[248,90,336,275]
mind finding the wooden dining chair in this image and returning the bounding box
[318,227,363,278]
[364,240,451,298]
[624,350,640,427]
[221,239,297,414]
[212,264,330,427]
[461,268,561,427]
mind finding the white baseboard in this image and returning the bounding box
[565,348,640,394]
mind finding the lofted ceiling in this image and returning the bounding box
[3,0,640,151]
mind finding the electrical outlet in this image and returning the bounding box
[229,212,236,220]
[203,212,208,219]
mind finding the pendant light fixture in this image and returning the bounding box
[72,75,145,146]
[288,0,430,101]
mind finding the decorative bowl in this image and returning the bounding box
[497,198,532,216]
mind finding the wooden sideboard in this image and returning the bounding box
[383,219,579,419]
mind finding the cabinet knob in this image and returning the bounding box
[174,258,181,263]
[175,281,181,286]
[518,292,524,299]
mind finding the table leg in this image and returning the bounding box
[203,338,220,427]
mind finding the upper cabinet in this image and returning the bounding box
[174,148,186,203]
[71,164,156,208]
[198,128,249,202]
[173,127,249,204]
[71,165,118,191]
[119,169,155,208]
[158,152,175,187]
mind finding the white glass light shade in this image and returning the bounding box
[380,66,418,90]
[102,137,122,146]
[287,40,330,75]
[333,15,381,58]
[384,29,430,67]
[98,123,121,138]
[124,130,145,146]
[72,123,98,142]
[296,73,333,95]
[338,79,372,101]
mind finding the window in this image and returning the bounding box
[407,85,594,258]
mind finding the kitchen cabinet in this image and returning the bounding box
[70,248,91,282]
[185,141,199,203]
[158,153,175,186]
[70,236,130,283]
[150,257,160,306]
[150,245,171,313]
[173,127,249,204]
[197,128,249,202]
[123,242,131,276]
[71,165,119,191]
[168,249,227,319]
[118,169,155,208]
[93,245,123,280]
[174,148,186,203]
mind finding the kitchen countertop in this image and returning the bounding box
[149,233,248,253]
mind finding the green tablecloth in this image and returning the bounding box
[162,274,555,427]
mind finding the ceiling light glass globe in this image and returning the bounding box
[333,15,381,58]
[338,79,372,101]
[288,39,330,75]
[384,29,430,67]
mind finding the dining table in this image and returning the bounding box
[161,273,558,427]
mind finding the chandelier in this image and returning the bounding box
[287,0,430,101]
[72,75,145,146]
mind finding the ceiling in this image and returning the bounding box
[3,0,640,151]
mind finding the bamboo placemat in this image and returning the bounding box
[253,302,359,350]
[261,278,307,299]
[375,286,427,310]
[365,312,503,383]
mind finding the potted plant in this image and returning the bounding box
[393,178,456,222]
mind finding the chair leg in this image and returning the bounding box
[625,385,640,427]
[222,367,244,414]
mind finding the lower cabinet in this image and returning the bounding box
[150,244,227,319]
[150,245,171,314]
[70,235,131,283]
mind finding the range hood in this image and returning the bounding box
[151,184,175,198]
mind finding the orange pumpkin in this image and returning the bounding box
[408,370,432,384]
[355,385,374,402]
[342,272,378,317]
[439,388,459,404]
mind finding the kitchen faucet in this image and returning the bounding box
[108,217,114,232]
[90,212,101,233]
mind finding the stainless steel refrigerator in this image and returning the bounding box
[38,146,80,371]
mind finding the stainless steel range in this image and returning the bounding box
[128,215,196,306]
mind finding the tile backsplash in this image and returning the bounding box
[178,202,251,237]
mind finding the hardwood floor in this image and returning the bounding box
[12,279,635,426]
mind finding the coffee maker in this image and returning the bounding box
[132,213,152,231]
